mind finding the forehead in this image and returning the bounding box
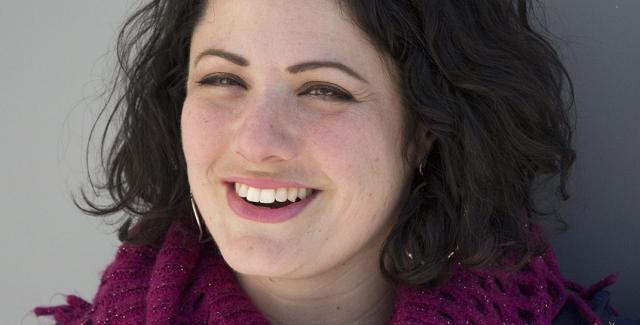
[190,0,383,69]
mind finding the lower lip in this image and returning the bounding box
[225,183,319,224]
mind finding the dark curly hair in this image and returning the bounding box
[77,0,575,288]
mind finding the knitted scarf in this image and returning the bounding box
[34,217,617,324]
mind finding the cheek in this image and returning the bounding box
[306,110,396,187]
[181,97,230,172]
[306,110,406,255]
[307,115,360,179]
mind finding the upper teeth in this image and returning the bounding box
[234,183,312,203]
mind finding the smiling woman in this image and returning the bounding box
[32,0,628,324]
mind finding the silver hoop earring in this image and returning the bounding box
[405,250,413,260]
[406,246,458,262]
[447,246,459,259]
[190,193,212,243]
[418,162,425,176]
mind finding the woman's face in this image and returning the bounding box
[182,0,423,278]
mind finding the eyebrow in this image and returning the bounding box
[194,48,368,84]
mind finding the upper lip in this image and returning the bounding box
[223,176,319,190]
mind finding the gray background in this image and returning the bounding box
[1,1,638,324]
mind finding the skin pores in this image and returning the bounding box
[181,0,427,323]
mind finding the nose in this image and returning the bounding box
[229,91,299,164]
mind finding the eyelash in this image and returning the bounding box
[196,74,355,102]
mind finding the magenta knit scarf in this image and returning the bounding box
[34,217,616,324]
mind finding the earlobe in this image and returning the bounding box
[423,130,436,153]
[414,126,437,166]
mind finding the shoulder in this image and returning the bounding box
[33,238,161,324]
[92,243,159,317]
[33,217,203,324]
[390,246,569,324]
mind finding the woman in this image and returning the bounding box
[33,0,629,324]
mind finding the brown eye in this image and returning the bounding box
[301,84,354,102]
[197,73,246,88]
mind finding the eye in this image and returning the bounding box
[196,75,355,102]
[300,83,355,102]
[196,73,246,88]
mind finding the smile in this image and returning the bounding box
[235,182,313,208]
[226,182,319,223]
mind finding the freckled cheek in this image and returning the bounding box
[306,117,379,187]
[181,99,230,168]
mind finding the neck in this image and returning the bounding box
[235,244,396,325]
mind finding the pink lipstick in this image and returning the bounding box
[225,182,319,223]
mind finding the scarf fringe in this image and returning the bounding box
[33,294,92,324]
[561,273,620,325]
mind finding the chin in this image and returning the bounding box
[216,235,296,277]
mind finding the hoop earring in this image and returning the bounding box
[190,193,212,243]
[418,162,425,176]
[405,205,466,262]
[406,246,458,262]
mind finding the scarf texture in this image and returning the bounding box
[34,216,617,324]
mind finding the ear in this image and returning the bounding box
[412,123,437,166]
